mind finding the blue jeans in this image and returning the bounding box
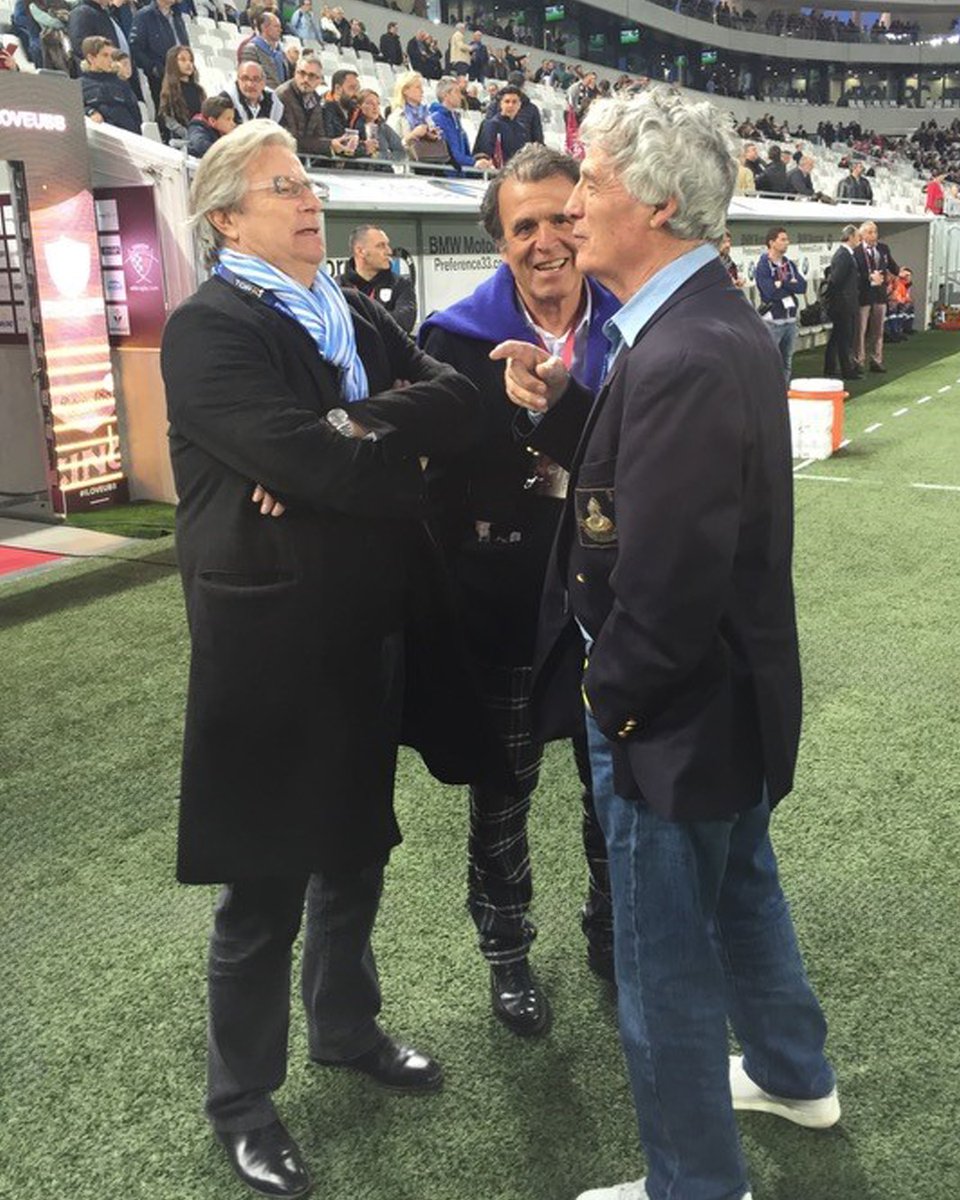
[587,714,834,1200]
[766,319,798,381]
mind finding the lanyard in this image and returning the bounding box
[214,263,287,318]
[533,325,577,369]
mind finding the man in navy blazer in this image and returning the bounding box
[494,89,839,1200]
[131,0,189,110]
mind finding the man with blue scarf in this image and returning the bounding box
[419,145,619,1037]
[162,120,488,1199]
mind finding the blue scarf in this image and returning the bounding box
[218,249,368,402]
[418,262,620,394]
[403,100,429,128]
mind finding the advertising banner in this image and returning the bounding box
[94,187,166,348]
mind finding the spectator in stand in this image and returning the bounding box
[240,10,290,90]
[318,5,339,43]
[336,225,416,331]
[0,40,20,70]
[474,86,531,166]
[449,22,470,74]
[756,225,807,380]
[277,55,353,160]
[107,0,143,100]
[350,21,378,58]
[158,45,205,142]
[494,70,543,146]
[68,0,116,70]
[735,146,756,194]
[81,35,141,134]
[718,229,745,287]
[755,144,788,194]
[422,35,443,81]
[823,223,862,380]
[924,171,946,214]
[330,5,349,46]
[457,74,482,111]
[131,0,189,113]
[787,155,816,198]
[486,46,508,82]
[742,142,764,181]
[567,71,598,120]
[111,46,134,84]
[854,220,898,373]
[380,21,402,67]
[836,160,873,202]
[288,0,321,45]
[430,76,493,173]
[407,29,430,75]
[387,71,445,158]
[467,29,489,82]
[352,90,406,163]
[322,68,366,150]
[186,94,236,158]
[886,267,914,339]
[225,59,283,124]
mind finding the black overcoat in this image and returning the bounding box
[162,277,488,883]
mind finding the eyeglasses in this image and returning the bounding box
[296,69,322,81]
[247,176,329,202]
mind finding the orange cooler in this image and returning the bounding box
[788,377,846,452]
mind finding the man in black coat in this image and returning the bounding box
[473,86,533,165]
[823,223,862,379]
[755,142,788,193]
[162,121,486,1200]
[336,224,416,332]
[419,145,620,1036]
[494,89,838,1200]
[68,0,117,69]
[836,160,873,202]
[786,154,816,197]
[379,20,402,66]
[854,218,898,372]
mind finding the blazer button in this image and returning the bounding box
[616,717,639,739]
[575,572,586,583]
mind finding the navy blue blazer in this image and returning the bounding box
[528,257,802,822]
[131,2,189,79]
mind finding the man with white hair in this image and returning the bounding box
[224,60,283,123]
[162,119,486,1200]
[493,88,838,1200]
[854,219,898,373]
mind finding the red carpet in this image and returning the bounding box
[0,545,63,578]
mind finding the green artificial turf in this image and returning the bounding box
[2,335,959,1200]
[66,500,177,540]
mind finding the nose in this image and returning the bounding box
[565,178,585,222]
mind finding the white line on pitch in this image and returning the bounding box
[937,385,951,394]
[916,395,932,404]
[793,459,815,472]
[794,474,852,483]
[864,422,883,432]
[838,439,851,449]
[892,408,909,417]
[911,482,960,493]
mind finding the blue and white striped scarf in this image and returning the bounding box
[218,248,369,403]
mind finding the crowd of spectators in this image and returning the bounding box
[648,0,925,45]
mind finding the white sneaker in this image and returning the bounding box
[575,1181,753,1200]
[575,1181,649,1200]
[730,1054,841,1129]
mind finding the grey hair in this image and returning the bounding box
[579,88,737,242]
[841,223,859,241]
[348,223,381,254]
[436,76,461,103]
[189,119,296,265]
[480,143,580,243]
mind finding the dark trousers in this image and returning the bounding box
[468,664,613,964]
[206,866,384,1132]
[823,303,858,377]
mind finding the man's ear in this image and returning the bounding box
[650,196,678,229]
[207,208,239,246]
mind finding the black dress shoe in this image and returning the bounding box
[843,371,863,381]
[217,1121,311,1199]
[869,362,887,373]
[314,1032,443,1093]
[490,960,552,1036]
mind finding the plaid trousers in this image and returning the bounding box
[468,664,613,964]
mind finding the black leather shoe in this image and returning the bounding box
[843,370,863,380]
[314,1033,443,1093]
[869,362,887,373]
[490,960,552,1036]
[216,1121,311,1198]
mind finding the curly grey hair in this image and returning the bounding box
[579,88,738,243]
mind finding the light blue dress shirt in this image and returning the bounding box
[602,241,718,378]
